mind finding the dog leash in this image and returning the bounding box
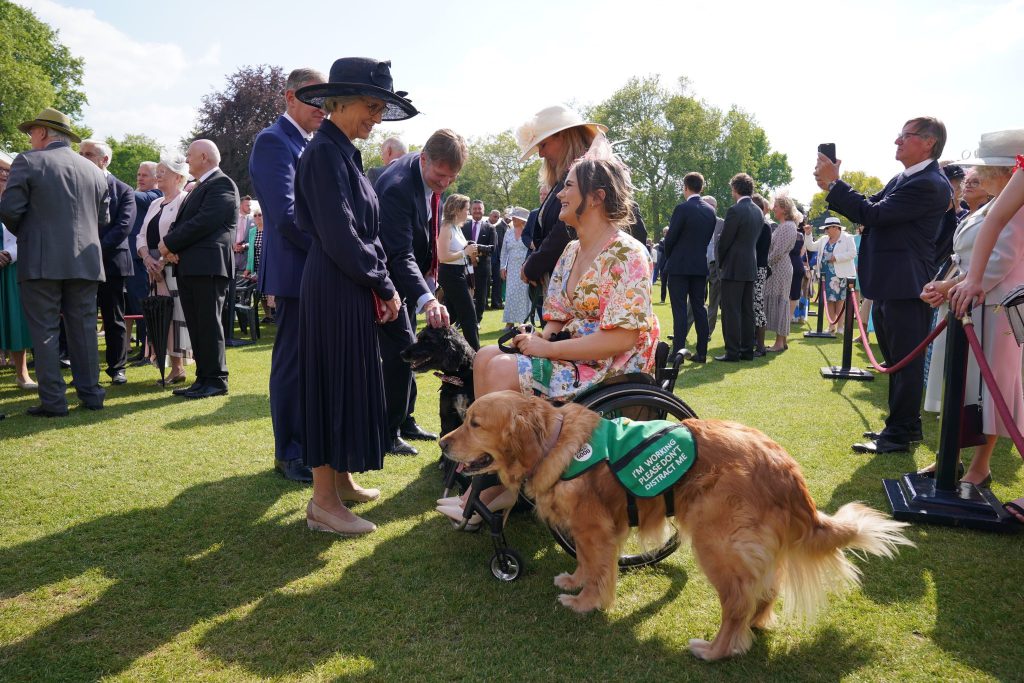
[433,371,465,387]
[521,413,564,489]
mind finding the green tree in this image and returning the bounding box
[106,133,163,187]
[0,1,87,151]
[807,170,884,228]
[188,65,286,194]
[451,131,535,211]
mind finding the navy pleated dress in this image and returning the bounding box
[295,119,396,473]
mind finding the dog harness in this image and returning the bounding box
[560,417,696,524]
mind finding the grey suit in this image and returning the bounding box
[0,141,110,410]
[716,197,762,358]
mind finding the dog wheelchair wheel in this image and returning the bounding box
[490,549,524,582]
[550,382,696,570]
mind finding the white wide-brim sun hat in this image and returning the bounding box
[959,129,1024,167]
[514,105,607,162]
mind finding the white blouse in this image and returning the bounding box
[136,192,186,255]
[440,223,470,265]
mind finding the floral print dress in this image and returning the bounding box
[516,232,660,401]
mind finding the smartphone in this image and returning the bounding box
[818,143,837,163]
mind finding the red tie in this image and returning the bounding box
[428,191,441,280]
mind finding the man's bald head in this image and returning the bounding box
[186,139,220,178]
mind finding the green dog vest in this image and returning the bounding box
[560,417,697,497]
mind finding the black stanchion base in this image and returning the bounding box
[884,473,1020,532]
[804,331,836,339]
[821,366,874,380]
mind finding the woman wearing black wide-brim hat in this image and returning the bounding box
[294,58,417,536]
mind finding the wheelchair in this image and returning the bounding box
[439,340,698,581]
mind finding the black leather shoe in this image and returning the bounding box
[129,357,153,368]
[752,348,767,358]
[172,382,202,396]
[126,351,144,363]
[388,437,418,456]
[863,430,923,443]
[183,385,228,400]
[852,438,910,454]
[714,354,740,362]
[690,355,707,364]
[79,402,104,411]
[739,353,755,360]
[26,405,69,418]
[275,459,313,483]
[400,423,438,441]
[110,370,127,385]
[225,338,251,348]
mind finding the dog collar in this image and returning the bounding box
[522,413,564,485]
[433,371,465,387]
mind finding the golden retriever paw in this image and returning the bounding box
[557,593,598,613]
[688,639,714,660]
[554,572,582,591]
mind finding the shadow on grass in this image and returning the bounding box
[163,393,268,430]
[0,473,335,682]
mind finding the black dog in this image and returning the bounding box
[401,326,476,437]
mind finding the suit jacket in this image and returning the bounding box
[101,173,136,277]
[130,188,162,260]
[375,152,434,304]
[0,141,109,283]
[163,168,240,278]
[491,219,508,266]
[522,179,569,282]
[716,197,762,281]
[462,218,495,270]
[826,160,950,300]
[663,195,717,277]
[522,208,540,250]
[627,202,647,243]
[249,115,312,298]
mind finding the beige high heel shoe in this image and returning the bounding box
[336,486,381,504]
[306,499,376,535]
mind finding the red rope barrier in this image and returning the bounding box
[962,319,1024,459]
[822,297,846,326]
[851,299,948,374]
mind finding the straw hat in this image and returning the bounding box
[17,107,81,143]
[958,129,1024,167]
[296,58,418,122]
[514,105,607,162]
[823,217,843,228]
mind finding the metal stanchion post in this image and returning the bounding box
[822,281,873,380]
[804,273,835,339]
[884,310,1012,531]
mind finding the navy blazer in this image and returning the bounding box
[827,160,950,300]
[375,152,433,304]
[663,195,716,277]
[100,173,136,277]
[294,119,394,298]
[522,179,569,283]
[716,197,762,282]
[163,168,240,278]
[249,115,312,298]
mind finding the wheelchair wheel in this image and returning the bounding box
[490,548,524,582]
[550,383,697,570]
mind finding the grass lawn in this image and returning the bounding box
[2,301,1023,682]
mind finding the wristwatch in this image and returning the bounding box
[827,179,839,191]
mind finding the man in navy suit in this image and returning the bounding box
[376,129,465,455]
[664,172,717,363]
[160,140,240,400]
[249,67,325,482]
[816,116,951,454]
[80,140,136,385]
[715,173,762,362]
[462,200,495,322]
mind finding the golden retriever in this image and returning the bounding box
[440,391,913,661]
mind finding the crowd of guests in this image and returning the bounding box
[3,57,1024,527]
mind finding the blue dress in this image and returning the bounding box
[501,228,531,324]
[295,120,397,473]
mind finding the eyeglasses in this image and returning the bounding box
[896,131,931,141]
[362,99,386,117]
[964,179,982,187]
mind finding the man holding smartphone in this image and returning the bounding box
[814,117,951,454]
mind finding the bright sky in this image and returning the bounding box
[17,0,1024,205]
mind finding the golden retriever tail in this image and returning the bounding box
[779,502,913,623]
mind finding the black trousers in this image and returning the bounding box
[668,274,709,357]
[270,296,303,462]
[97,274,128,375]
[378,303,418,436]
[222,275,237,340]
[472,260,490,322]
[872,298,931,442]
[720,279,754,358]
[178,274,230,389]
[490,257,503,307]
[438,263,480,349]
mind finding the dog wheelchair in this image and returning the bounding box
[439,337,698,581]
